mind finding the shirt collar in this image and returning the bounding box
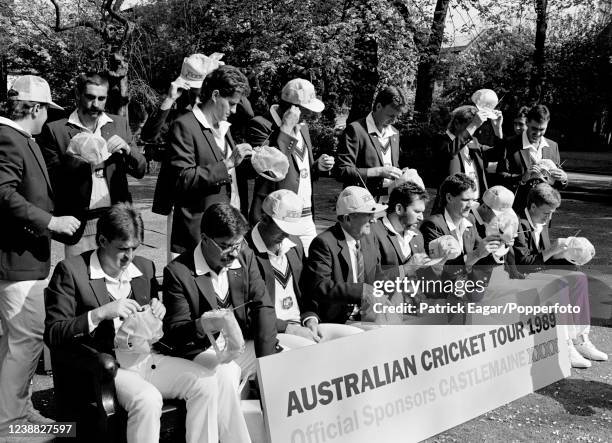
[252,224,296,256]
[89,249,143,282]
[522,131,549,151]
[524,207,544,233]
[340,226,358,248]
[192,105,231,137]
[193,242,241,276]
[444,208,472,233]
[0,117,31,137]
[366,112,397,138]
[382,215,417,241]
[68,110,113,133]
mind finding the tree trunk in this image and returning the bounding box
[346,34,379,124]
[413,0,451,125]
[105,52,130,118]
[529,0,548,102]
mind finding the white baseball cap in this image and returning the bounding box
[262,190,308,236]
[251,146,289,182]
[482,185,514,216]
[336,186,387,216]
[471,89,498,119]
[179,53,225,88]
[388,168,425,195]
[281,79,325,113]
[10,75,63,110]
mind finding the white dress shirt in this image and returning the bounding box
[382,215,416,258]
[68,110,113,210]
[366,112,397,188]
[522,131,550,167]
[193,241,241,303]
[524,208,544,248]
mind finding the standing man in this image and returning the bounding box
[434,105,503,201]
[336,86,407,203]
[39,72,146,256]
[163,203,279,377]
[168,65,253,256]
[45,204,250,443]
[496,104,568,192]
[247,78,334,252]
[0,75,80,439]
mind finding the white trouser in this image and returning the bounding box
[114,353,250,443]
[194,340,258,379]
[64,219,98,257]
[528,270,591,341]
[277,323,363,349]
[297,215,317,257]
[0,279,47,434]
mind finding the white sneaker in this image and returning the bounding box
[568,340,591,368]
[574,335,609,361]
[25,408,54,425]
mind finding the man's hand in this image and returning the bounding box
[521,164,542,182]
[280,106,301,135]
[491,110,504,138]
[107,134,131,155]
[150,298,166,320]
[369,165,402,179]
[224,143,253,170]
[285,323,318,342]
[304,318,324,342]
[91,298,142,323]
[316,154,335,172]
[168,79,190,101]
[48,216,81,235]
[550,168,567,183]
[466,110,488,134]
[476,234,503,259]
[402,252,431,276]
[551,238,569,256]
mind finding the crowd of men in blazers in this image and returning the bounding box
[0,52,607,443]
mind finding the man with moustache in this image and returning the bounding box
[336,86,407,203]
[0,75,80,440]
[39,72,146,256]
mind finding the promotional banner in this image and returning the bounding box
[257,319,570,443]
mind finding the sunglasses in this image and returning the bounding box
[206,235,243,255]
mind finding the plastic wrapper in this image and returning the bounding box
[251,145,290,182]
[114,305,163,354]
[66,132,110,165]
[471,89,499,119]
[428,235,461,260]
[554,236,595,266]
[388,168,425,194]
[200,309,246,364]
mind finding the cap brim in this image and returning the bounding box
[272,217,309,236]
[301,98,325,113]
[48,101,63,110]
[179,76,203,89]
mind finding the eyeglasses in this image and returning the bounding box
[206,235,243,255]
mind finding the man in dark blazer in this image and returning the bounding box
[303,186,413,324]
[336,86,407,202]
[0,76,80,436]
[496,104,568,192]
[246,78,334,252]
[163,203,279,376]
[39,72,146,256]
[420,173,502,299]
[167,65,254,256]
[513,183,607,368]
[45,203,250,443]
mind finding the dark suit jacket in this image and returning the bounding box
[44,252,158,356]
[513,215,571,273]
[162,245,278,360]
[336,118,400,198]
[38,113,146,244]
[496,134,565,191]
[371,218,425,266]
[246,113,319,225]
[168,111,249,254]
[434,133,490,195]
[302,223,400,324]
[245,230,318,332]
[0,123,54,281]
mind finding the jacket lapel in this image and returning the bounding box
[337,234,354,282]
[194,274,218,311]
[129,275,149,306]
[286,248,302,297]
[89,279,111,307]
[258,253,276,304]
[26,139,53,193]
[518,148,531,170]
[228,266,246,320]
[391,133,399,167]
[366,132,385,166]
[388,232,406,262]
[300,125,314,166]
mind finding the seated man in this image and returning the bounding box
[514,183,607,368]
[163,202,279,376]
[303,186,412,324]
[420,173,502,298]
[246,189,362,347]
[44,203,250,443]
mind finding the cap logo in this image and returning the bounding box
[184,70,204,81]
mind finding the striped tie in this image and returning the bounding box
[355,240,365,283]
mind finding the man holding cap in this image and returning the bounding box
[336,86,407,203]
[39,72,146,257]
[246,190,362,347]
[303,186,412,324]
[0,75,78,438]
[247,78,335,253]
